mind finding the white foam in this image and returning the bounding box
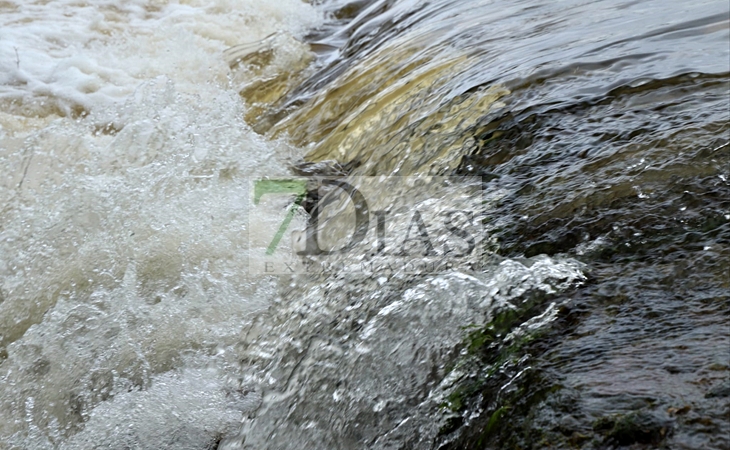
[0,0,322,448]
[0,0,321,118]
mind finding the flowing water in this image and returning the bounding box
[0,0,728,449]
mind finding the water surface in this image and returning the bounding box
[0,0,728,448]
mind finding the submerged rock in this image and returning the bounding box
[593,411,673,447]
[706,379,730,399]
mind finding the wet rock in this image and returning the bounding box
[593,410,673,446]
[557,414,582,436]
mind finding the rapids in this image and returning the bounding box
[0,0,728,449]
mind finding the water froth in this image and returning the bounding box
[0,0,321,448]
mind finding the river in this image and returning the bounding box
[0,0,728,449]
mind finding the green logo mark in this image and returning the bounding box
[253,179,307,255]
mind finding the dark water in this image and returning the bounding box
[237,0,730,448]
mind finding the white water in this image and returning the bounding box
[0,1,586,448]
[0,1,320,448]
